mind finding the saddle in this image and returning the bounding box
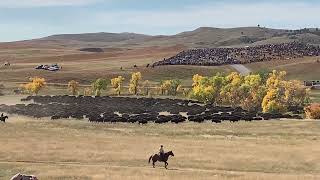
[159,153,165,161]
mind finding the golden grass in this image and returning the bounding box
[0,116,320,179]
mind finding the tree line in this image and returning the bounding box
[20,70,319,118]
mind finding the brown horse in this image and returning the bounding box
[0,115,8,123]
[149,151,174,169]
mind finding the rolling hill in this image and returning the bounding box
[0,26,319,86]
[2,26,320,50]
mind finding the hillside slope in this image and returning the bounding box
[2,27,320,49]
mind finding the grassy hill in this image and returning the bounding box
[3,26,319,49]
[0,26,319,87]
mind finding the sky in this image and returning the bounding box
[0,0,320,42]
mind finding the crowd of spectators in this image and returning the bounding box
[153,42,320,66]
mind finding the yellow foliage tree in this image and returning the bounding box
[129,72,142,95]
[190,73,226,104]
[239,74,266,111]
[68,80,80,95]
[262,70,287,113]
[23,77,46,95]
[111,76,125,96]
[220,72,242,107]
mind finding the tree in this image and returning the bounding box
[159,79,182,96]
[111,76,125,96]
[284,80,310,108]
[220,72,243,107]
[239,74,266,111]
[305,103,320,119]
[129,72,142,95]
[91,78,108,96]
[190,74,227,104]
[23,77,46,95]
[68,80,80,95]
[83,87,92,96]
[262,70,287,113]
[142,80,151,96]
[256,69,271,83]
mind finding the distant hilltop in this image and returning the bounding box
[2,27,320,49]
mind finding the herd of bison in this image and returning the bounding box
[0,96,303,124]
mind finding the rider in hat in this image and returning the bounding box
[159,145,165,160]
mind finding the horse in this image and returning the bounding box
[0,115,8,123]
[149,151,174,169]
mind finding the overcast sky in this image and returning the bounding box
[0,0,319,42]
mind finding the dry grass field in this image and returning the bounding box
[0,31,320,179]
[0,116,320,180]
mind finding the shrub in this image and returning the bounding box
[305,103,320,119]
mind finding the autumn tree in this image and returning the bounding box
[261,72,309,113]
[23,77,46,95]
[190,74,215,103]
[91,78,108,96]
[129,72,142,95]
[239,74,266,111]
[220,72,243,107]
[305,103,320,119]
[159,79,182,96]
[83,87,92,96]
[111,76,125,96]
[262,70,287,113]
[68,80,80,95]
[284,80,310,108]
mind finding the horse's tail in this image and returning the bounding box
[148,155,153,164]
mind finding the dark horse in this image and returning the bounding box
[0,115,8,123]
[149,151,174,169]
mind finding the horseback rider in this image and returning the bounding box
[159,145,165,161]
[0,113,3,118]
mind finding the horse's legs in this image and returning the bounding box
[152,161,155,168]
[164,161,168,169]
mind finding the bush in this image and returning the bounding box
[305,103,320,119]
